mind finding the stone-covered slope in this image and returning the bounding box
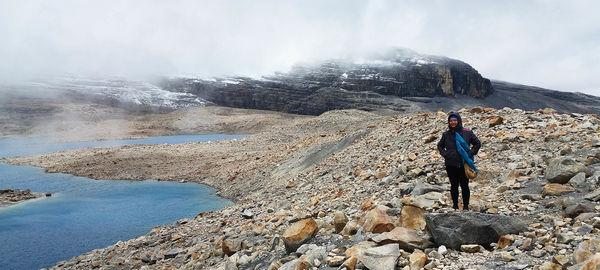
[12,107,600,269]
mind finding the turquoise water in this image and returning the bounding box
[0,134,242,270]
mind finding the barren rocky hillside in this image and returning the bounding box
[9,107,600,270]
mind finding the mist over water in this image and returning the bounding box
[0,1,599,94]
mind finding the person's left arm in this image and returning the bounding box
[469,131,481,156]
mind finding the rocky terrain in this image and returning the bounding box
[159,49,600,116]
[0,102,304,141]
[0,188,48,207]
[159,48,493,115]
[8,106,600,270]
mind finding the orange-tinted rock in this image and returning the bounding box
[282,218,319,253]
[363,207,395,233]
[400,205,426,230]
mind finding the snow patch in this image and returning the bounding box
[22,77,206,109]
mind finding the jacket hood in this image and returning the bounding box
[447,112,463,131]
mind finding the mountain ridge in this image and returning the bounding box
[160,48,600,115]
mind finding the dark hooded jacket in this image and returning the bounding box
[437,112,481,168]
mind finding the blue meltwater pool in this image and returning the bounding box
[0,134,243,270]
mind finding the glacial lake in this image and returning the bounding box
[0,134,243,270]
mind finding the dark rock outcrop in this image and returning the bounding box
[425,212,527,249]
[0,188,43,206]
[161,48,600,115]
[486,81,600,115]
[160,48,493,115]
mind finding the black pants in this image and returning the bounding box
[446,165,470,209]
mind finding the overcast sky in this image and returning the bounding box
[1,0,599,95]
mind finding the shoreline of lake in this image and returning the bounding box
[0,134,240,270]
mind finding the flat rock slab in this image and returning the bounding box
[370,227,433,251]
[425,212,527,249]
[359,244,400,270]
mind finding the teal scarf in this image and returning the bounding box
[455,132,477,172]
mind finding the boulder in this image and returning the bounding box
[278,259,308,270]
[571,253,600,270]
[545,157,589,184]
[413,192,443,209]
[326,255,346,267]
[222,239,242,256]
[552,255,571,267]
[241,209,254,219]
[282,218,319,253]
[341,256,357,270]
[370,227,433,251]
[543,183,575,196]
[498,251,514,262]
[400,205,426,230]
[298,245,327,267]
[461,244,483,253]
[333,211,349,233]
[361,197,375,211]
[438,245,448,255]
[584,188,600,201]
[341,220,359,236]
[425,212,527,249]
[519,237,534,252]
[363,207,395,233]
[574,239,600,264]
[569,172,588,188]
[489,116,504,127]
[358,244,400,270]
[409,250,427,270]
[497,234,515,249]
[565,203,594,218]
[346,241,377,258]
[411,183,446,196]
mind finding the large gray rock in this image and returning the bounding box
[425,212,527,249]
[410,182,446,196]
[370,227,433,251]
[585,188,600,201]
[569,172,589,189]
[546,157,589,184]
[565,203,594,218]
[358,244,401,270]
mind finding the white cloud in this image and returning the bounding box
[0,0,599,95]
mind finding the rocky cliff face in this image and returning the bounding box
[160,48,493,115]
[161,49,600,116]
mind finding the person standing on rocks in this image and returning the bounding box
[437,112,481,210]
